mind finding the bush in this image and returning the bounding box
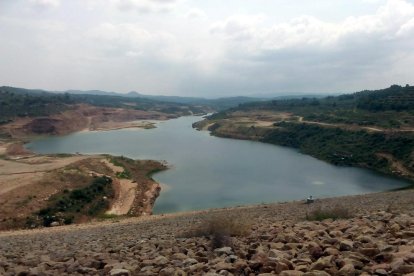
[36,176,113,226]
[306,205,352,221]
[181,213,251,248]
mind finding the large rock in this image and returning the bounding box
[214,247,233,256]
[110,268,131,276]
[303,271,331,276]
[310,256,334,271]
[214,262,236,272]
[339,240,354,251]
[359,247,380,257]
[154,256,169,266]
[280,270,304,276]
[183,258,198,267]
[338,264,355,276]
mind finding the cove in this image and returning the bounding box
[26,116,409,214]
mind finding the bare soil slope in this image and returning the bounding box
[1,104,175,138]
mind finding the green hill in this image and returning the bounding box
[197,85,414,183]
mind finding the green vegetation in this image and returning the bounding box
[262,122,414,174]
[108,156,132,179]
[306,206,352,221]
[0,86,208,123]
[47,153,75,158]
[108,155,128,167]
[212,85,414,129]
[35,176,113,227]
[97,213,120,220]
[0,88,72,123]
[202,85,414,183]
[116,170,132,179]
[108,155,168,181]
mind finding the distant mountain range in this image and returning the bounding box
[0,86,330,111]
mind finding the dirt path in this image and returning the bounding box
[297,116,413,133]
[90,120,156,131]
[251,120,275,127]
[106,179,137,215]
[102,160,137,215]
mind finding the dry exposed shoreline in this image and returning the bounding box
[0,114,170,230]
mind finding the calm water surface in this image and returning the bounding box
[27,116,409,213]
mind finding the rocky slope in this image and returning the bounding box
[0,189,413,275]
[1,104,178,139]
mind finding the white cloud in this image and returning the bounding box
[210,0,414,52]
[186,8,207,19]
[89,22,181,60]
[30,0,60,9]
[210,14,266,41]
[113,0,178,13]
[397,18,414,36]
[0,0,413,95]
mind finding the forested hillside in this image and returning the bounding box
[196,85,414,183]
[0,86,207,124]
[215,84,414,128]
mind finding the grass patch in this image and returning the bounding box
[306,205,352,221]
[181,213,251,248]
[97,213,119,220]
[47,153,75,158]
[108,155,168,182]
[109,156,132,179]
[116,170,131,179]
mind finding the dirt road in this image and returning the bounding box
[103,160,138,215]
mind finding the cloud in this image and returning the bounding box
[165,0,410,95]
[186,8,207,19]
[210,14,266,41]
[211,0,414,52]
[113,0,178,13]
[397,17,414,36]
[0,0,413,96]
[30,0,60,9]
[88,22,180,60]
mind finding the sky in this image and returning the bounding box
[0,0,413,97]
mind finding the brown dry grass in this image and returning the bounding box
[0,157,110,230]
[306,205,352,221]
[180,213,252,248]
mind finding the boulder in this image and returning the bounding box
[214,247,233,256]
[339,240,354,251]
[110,268,131,276]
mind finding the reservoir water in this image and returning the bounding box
[27,116,409,213]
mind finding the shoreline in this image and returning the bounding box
[1,187,413,236]
[0,117,173,230]
[1,185,413,275]
[194,120,414,186]
[2,114,413,231]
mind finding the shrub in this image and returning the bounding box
[181,213,251,248]
[306,205,352,221]
[36,176,113,226]
[116,170,131,179]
